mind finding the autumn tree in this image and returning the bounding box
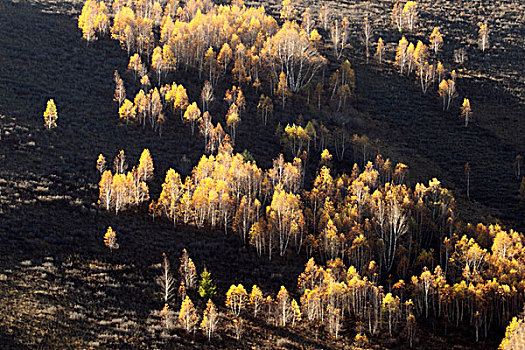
[201,81,214,112]
[330,18,349,59]
[179,296,199,333]
[429,27,444,55]
[99,170,113,210]
[104,226,119,250]
[280,0,296,21]
[250,285,264,317]
[402,1,418,31]
[257,95,273,125]
[375,37,385,64]
[128,53,145,79]
[173,84,189,119]
[478,23,489,52]
[275,72,291,108]
[151,46,164,85]
[183,102,201,135]
[119,99,136,124]
[276,285,291,326]
[201,299,219,341]
[460,98,472,127]
[391,2,403,32]
[226,284,248,316]
[114,76,126,108]
[395,37,409,74]
[438,79,457,111]
[96,154,106,174]
[382,292,400,336]
[43,99,58,129]
[179,249,197,289]
[226,103,241,143]
[264,21,325,92]
[361,17,374,61]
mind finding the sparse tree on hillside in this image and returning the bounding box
[104,226,119,251]
[438,79,457,111]
[179,249,197,289]
[402,1,418,31]
[429,27,444,55]
[114,77,126,108]
[157,252,175,305]
[43,99,58,129]
[275,72,291,109]
[200,299,219,341]
[478,23,489,52]
[96,154,107,174]
[460,98,472,127]
[361,17,374,61]
[375,37,385,64]
[201,81,214,112]
[179,296,199,333]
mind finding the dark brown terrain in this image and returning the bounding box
[0,0,523,348]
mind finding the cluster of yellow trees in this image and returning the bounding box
[97,149,153,214]
[155,221,525,345]
[80,0,326,94]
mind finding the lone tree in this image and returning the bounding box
[478,23,489,52]
[198,267,217,299]
[464,162,471,199]
[43,99,58,129]
[460,98,472,126]
[104,226,119,251]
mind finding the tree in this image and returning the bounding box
[226,284,248,316]
[395,37,409,74]
[276,285,291,326]
[461,98,472,127]
[157,252,175,305]
[438,79,457,111]
[114,77,126,108]
[330,18,349,59]
[291,299,301,327]
[429,27,444,55]
[151,46,164,85]
[280,0,296,21]
[99,170,113,211]
[183,102,201,135]
[478,23,489,52]
[201,299,219,341]
[226,103,241,143]
[382,292,400,336]
[375,37,385,64]
[174,84,189,119]
[361,17,374,61]
[179,296,199,333]
[198,267,217,299]
[96,154,106,174]
[201,81,214,112]
[275,72,291,108]
[391,2,403,32]
[119,99,136,124]
[137,149,154,182]
[103,226,119,250]
[128,53,144,79]
[264,21,326,92]
[257,95,273,125]
[250,285,264,317]
[179,249,197,289]
[402,1,417,31]
[43,99,58,129]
